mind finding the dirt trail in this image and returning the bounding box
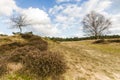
[60,42,120,80]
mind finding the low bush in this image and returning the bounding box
[24,51,67,77]
[21,33,48,51]
[9,46,67,78]
[28,40,48,51]
[20,32,33,39]
[0,42,25,54]
[109,39,120,43]
[8,46,40,63]
[0,34,8,36]
[0,38,12,42]
[93,39,107,44]
[0,57,7,76]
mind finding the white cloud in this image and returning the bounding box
[49,4,82,29]
[49,0,120,37]
[0,0,59,37]
[56,0,81,3]
[0,0,18,16]
[56,0,70,3]
[21,7,51,24]
[62,4,82,18]
[56,15,67,23]
[109,14,120,35]
[80,0,112,15]
[31,24,59,36]
[0,0,120,37]
[0,32,4,34]
[20,7,59,36]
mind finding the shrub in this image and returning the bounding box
[20,32,33,39]
[0,42,25,54]
[21,33,48,51]
[0,34,8,36]
[0,57,7,76]
[109,39,120,43]
[0,38,12,42]
[12,32,22,35]
[93,39,107,44]
[9,46,67,78]
[24,51,67,77]
[28,40,48,51]
[8,46,40,63]
[0,64,7,76]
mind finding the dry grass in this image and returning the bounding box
[0,34,67,80]
[0,35,120,80]
[78,40,120,56]
[48,40,120,80]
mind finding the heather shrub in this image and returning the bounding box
[93,39,106,44]
[24,51,67,77]
[109,39,120,43]
[12,32,22,35]
[0,64,7,76]
[8,46,40,63]
[0,34,8,36]
[0,38,12,42]
[28,40,48,51]
[20,32,33,39]
[0,42,25,54]
[0,57,7,76]
[21,33,48,51]
[28,36,48,51]
[9,46,67,78]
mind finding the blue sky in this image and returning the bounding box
[16,0,56,9]
[0,0,120,37]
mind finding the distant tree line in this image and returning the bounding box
[48,35,120,41]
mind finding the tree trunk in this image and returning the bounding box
[19,26,22,33]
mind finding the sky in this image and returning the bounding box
[0,0,120,37]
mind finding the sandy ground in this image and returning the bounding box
[58,41,120,80]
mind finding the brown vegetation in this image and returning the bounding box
[0,33,67,79]
[24,51,67,77]
[0,57,7,76]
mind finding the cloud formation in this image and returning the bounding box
[0,0,59,36]
[0,0,18,16]
[0,0,120,37]
[50,0,120,37]
[20,7,59,36]
[56,0,81,3]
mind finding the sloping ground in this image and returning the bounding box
[49,40,120,80]
[0,34,120,80]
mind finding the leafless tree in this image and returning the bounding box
[82,11,112,39]
[10,14,31,33]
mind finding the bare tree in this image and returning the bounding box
[10,14,31,33]
[82,11,112,39]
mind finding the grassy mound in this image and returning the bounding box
[21,33,48,51]
[0,33,67,79]
[0,33,48,54]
